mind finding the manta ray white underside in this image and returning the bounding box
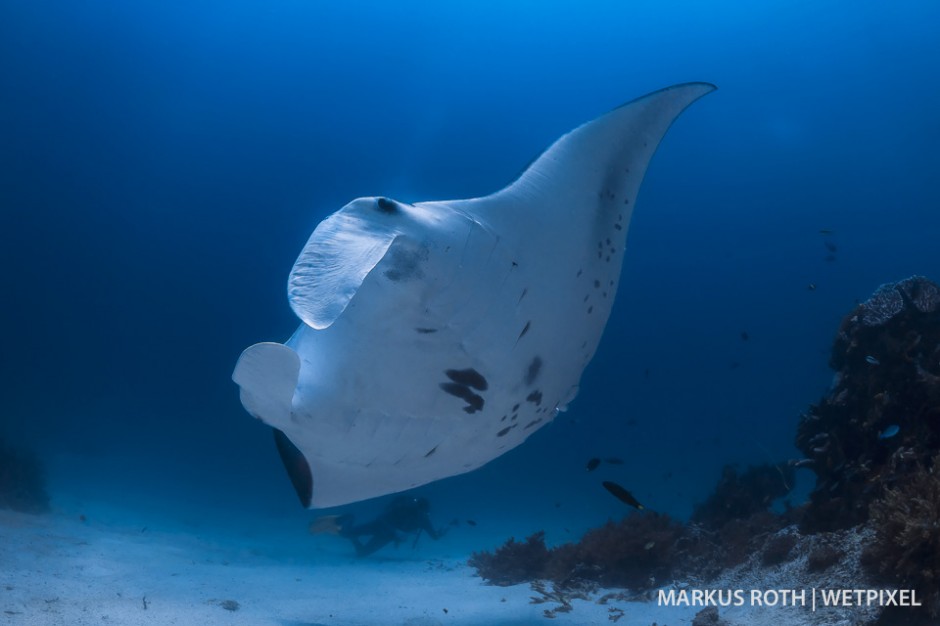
[233,83,715,508]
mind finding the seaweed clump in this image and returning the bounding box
[468,531,551,586]
[546,513,684,588]
[0,437,50,514]
[470,513,684,590]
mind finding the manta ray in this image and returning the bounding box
[233,82,715,508]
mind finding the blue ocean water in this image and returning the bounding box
[2,0,939,552]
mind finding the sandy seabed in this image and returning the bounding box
[0,500,875,626]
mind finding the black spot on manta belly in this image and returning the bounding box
[445,368,488,391]
[518,321,531,340]
[424,445,438,458]
[524,356,542,386]
[526,390,543,406]
[439,382,484,413]
[496,425,515,437]
[415,327,438,334]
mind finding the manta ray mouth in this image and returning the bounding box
[273,428,314,507]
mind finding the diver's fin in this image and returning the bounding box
[273,428,313,508]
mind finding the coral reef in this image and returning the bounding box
[0,437,50,514]
[795,275,940,624]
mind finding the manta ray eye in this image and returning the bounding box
[375,197,398,214]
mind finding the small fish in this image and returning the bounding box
[824,241,838,253]
[602,481,644,510]
[807,283,817,291]
[605,457,624,465]
[819,229,835,235]
[878,425,900,439]
[466,519,478,527]
[740,331,749,341]
[865,355,880,365]
[586,458,601,472]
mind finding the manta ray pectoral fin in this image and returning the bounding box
[462,82,717,234]
[231,342,300,430]
[289,196,407,330]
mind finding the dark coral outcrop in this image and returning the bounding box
[795,276,940,532]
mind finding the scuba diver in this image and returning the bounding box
[310,495,448,557]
